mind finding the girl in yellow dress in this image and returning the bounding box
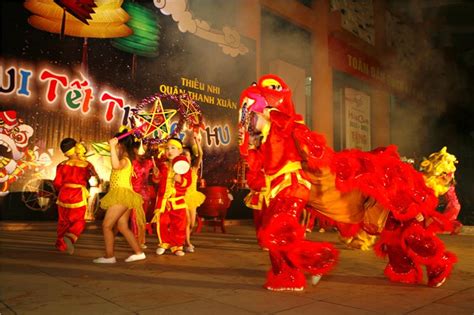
[93,131,146,263]
[183,130,206,253]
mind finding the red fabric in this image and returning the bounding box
[259,212,305,252]
[245,149,266,191]
[56,205,87,250]
[153,158,192,212]
[157,208,187,251]
[264,251,306,290]
[131,158,155,220]
[443,186,461,222]
[401,224,445,265]
[426,251,457,287]
[53,161,95,250]
[153,157,191,251]
[287,240,339,275]
[53,163,95,205]
[239,75,457,288]
[258,192,337,290]
[259,111,303,175]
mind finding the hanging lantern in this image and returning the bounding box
[24,0,132,73]
[25,0,132,38]
[111,2,160,58]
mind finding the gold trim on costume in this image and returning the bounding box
[263,161,311,204]
[56,183,89,208]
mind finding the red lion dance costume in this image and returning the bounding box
[239,75,456,291]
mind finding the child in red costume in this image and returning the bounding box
[53,138,98,254]
[152,138,192,256]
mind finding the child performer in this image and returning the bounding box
[183,130,206,253]
[130,141,155,248]
[54,138,98,254]
[93,131,146,264]
[152,138,192,256]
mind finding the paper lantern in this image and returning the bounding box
[111,2,160,57]
[25,0,132,38]
[24,0,132,73]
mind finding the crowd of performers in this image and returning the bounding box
[53,129,206,262]
[53,73,461,292]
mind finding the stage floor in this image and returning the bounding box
[0,223,473,314]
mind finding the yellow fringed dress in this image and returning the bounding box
[184,168,206,211]
[100,158,146,226]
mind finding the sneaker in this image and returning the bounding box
[311,275,322,286]
[174,250,185,256]
[125,252,146,263]
[64,236,75,255]
[156,247,166,255]
[93,257,117,264]
[184,246,195,253]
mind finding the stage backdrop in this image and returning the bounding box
[0,0,255,219]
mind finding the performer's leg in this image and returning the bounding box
[55,206,69,251]
[170,208,187,254]
[65,205,87,243]
[185,207,197,251]
[384,245,423,284]
[426,251,457,287]
[185,208,192,248]
[157,210,171,249]
[102,204,128,258]
[265,248,306,291]
[189,207,197,232]
[116,209,143,255]
[260,196,307,291]
[129,209,139,240]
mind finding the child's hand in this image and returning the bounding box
[174,174,182,183]
[153,167,160,176]
[109,137,118,146]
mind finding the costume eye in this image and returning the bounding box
[14,132,26,144]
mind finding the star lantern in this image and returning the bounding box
[136,98,177,140]
[24,0,132,74]
[111,1,160,78]
[178,93,204,132]
[129,93,202,145]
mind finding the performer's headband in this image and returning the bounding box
[64,147,76,157]
[167,139,183,150]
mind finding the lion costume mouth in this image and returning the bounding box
[0,139,13,160]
